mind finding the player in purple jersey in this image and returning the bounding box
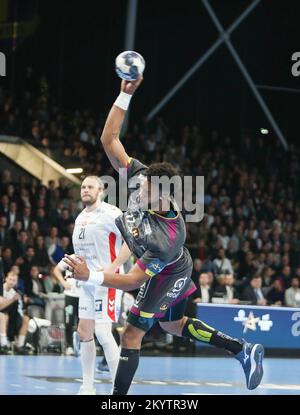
[64,76,264,394]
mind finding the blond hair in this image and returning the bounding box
[82,175,104,190]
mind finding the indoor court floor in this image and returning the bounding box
[0,355,299,395]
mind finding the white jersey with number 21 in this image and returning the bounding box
[73,201,123,322]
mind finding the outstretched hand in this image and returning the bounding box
[121,75,143,95]
[63,255,90,281]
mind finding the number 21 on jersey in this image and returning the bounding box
[79,228,85,239]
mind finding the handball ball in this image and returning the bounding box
[115,51,145,81]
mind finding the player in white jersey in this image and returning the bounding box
[70,175,123,395]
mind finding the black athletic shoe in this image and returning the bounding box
[14,344,34,355]
[0,345,13,355]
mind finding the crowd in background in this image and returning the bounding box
[1,70,300,354]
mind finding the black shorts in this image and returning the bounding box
[127,298,188,332]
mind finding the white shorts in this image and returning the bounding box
[78,283,122,322]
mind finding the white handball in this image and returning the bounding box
[115,50,145,81]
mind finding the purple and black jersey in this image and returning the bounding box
[115,158,196,318]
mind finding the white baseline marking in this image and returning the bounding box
[259,383,300,391]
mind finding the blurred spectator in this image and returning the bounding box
[238,250,257,280]
[213,248,234,276]
[266,278,285,306]
[23,265,46,318]
[197,239,207,261]
[0,272,31,354]
[191,258,202,285]
[285,277,300,307]
[45,226,60,249]
[15,230,30,258]
[0,254,4,297]
[28,221,40,245]
[223,274,240,304]
[217,226,230,250]
[226,239,239,264]
[20,246,37,294]
[57,178,70,200]
[20,206,32,231]
[42,269,63,294]
[34,235,50,273]
[276,265,292,290]
[0,215,8,247]
[242,275,267,306]
[35,208,49,235]
[7,202,18,229]
[60,236,72,255]
[0,195,10,216]
[48,235,71,266]
[57,209,73,236]
[2,247,13,275]
[7,220,23,249]
[201,257,214,274]
[261,266,275,295]
[19,188,31,210]
[192,273,212,304]
[212,273,227,300]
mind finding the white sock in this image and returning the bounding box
[17,335,26,348]
[80,339,96,389]
[0,333,8,347]
[105,347,120,382]
[95,322,120,382]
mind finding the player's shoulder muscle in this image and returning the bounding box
[101,201,122,220]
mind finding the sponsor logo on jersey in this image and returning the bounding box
[145,258,166,277]
[135,279,152,305]
[166,277,187,298]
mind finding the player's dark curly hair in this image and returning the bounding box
[145,162,180,180]
[145,162,182,198]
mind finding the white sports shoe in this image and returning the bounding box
[65,347,74,356]
[77,385,96,395]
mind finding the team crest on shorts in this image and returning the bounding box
[131,227,139,238]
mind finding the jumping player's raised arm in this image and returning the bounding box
[100,77,143,171]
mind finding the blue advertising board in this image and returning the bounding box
[196,303,300,349]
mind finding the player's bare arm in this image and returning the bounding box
[0,294,20,311]
[53,265,71,291]
[104,242,132,274]
[63,254,149,291]
[100,77,143,171]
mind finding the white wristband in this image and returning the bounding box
[114,92,132,111]
[89,271,104,286]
